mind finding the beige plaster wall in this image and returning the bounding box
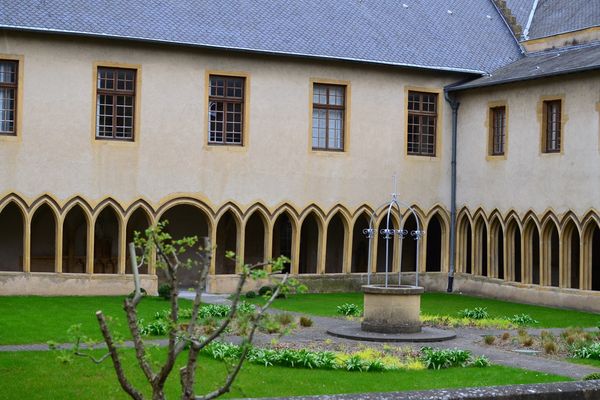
[0,32,466,214]
[0,272,157,296]
[455,73,600,217]
[523,27,600,52]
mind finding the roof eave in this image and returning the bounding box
[0,24,488,75]
[447,64,600,91]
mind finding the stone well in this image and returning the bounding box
[361,284,424,333]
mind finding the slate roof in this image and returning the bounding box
[504,0,535,32]
[0,0,522,74]
[528,0,600,40]
[448,43,600,91]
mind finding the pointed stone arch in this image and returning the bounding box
[93,203,122,274]
[215,202,244,223]
[351,208,371,273]
[561,214,582,289]
[0,193,28,214]
[375,211,400,273]
[124,198,155,218]
[473,213,489,277]
[456,209,473,274]
[489,211,505,280]
[582,215,600,291]
[424,207,450,273]
[62,202,91,274]
[299,210,324,274]
[243,207,269,267]
[325,209,350,274]
[299,204,326,224]
[62,196,94,218]
[30,200,60,272]
[400,210,421,273]
[523,214,541,284]
[158,201,211,285]
[541,213,561,287]
[272,206,297,274]
[505,214,522,282]
[29,194,61,215]
[125,204,153,274]
[0,199,26,272]
[214,207,242,275]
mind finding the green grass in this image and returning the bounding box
[246,292,600,328]
[0,349,570,399]
[0,296,191,345]
[568,357,600,368]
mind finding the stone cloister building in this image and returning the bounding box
[0,0,598,311]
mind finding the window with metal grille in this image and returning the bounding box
[490,106,506,156]
[208,75,244,145]
[312,84,345,151]
[407,91,437,156]
[544,100,561,153]
[96,67,136,140]
[0,60,18,135]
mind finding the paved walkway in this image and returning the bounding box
[1,291,599,380]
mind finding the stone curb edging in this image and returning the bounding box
[243,380,600,400]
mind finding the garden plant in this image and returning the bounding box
[58,221,302,400]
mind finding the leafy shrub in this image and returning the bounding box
[275,313,294,326]
[420,347,471,370]
[501,332,510,341]
[158,283,172,300]
[366,359,386,372]
[572,342,600,360]
[245,290,257,299]
[483,335,495,345]
[469,355,491,368]
[520,335,534,347]
[583,372,600,381]
[458,307,489,320]
[315,351,337,370]
[258,285,274,296]
[344,355,366,371]
[543,341,557,354]
[139,319,169,336]
[509,314,539,326]
[199,304,230,318]
[179,308,193,319]
[237,301,257,315]
[260,315,281,334]
[299,316,313,327]
[204,341,241,360]
[540,330,552,339]
[336,303,362,317]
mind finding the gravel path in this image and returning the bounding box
[1,292,598,380]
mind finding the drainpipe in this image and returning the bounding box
[444,90,460,292]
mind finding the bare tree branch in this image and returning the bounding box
[128,242,144,306]
[193,274,289,400]
[124,298,156,382]
[96,311,144,400]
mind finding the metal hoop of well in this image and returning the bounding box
[364,194,424,288]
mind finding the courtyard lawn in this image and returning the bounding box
[569,358,600,368]
[0,349,570,399]
[0,296,189,345]
[245,292,600,328]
